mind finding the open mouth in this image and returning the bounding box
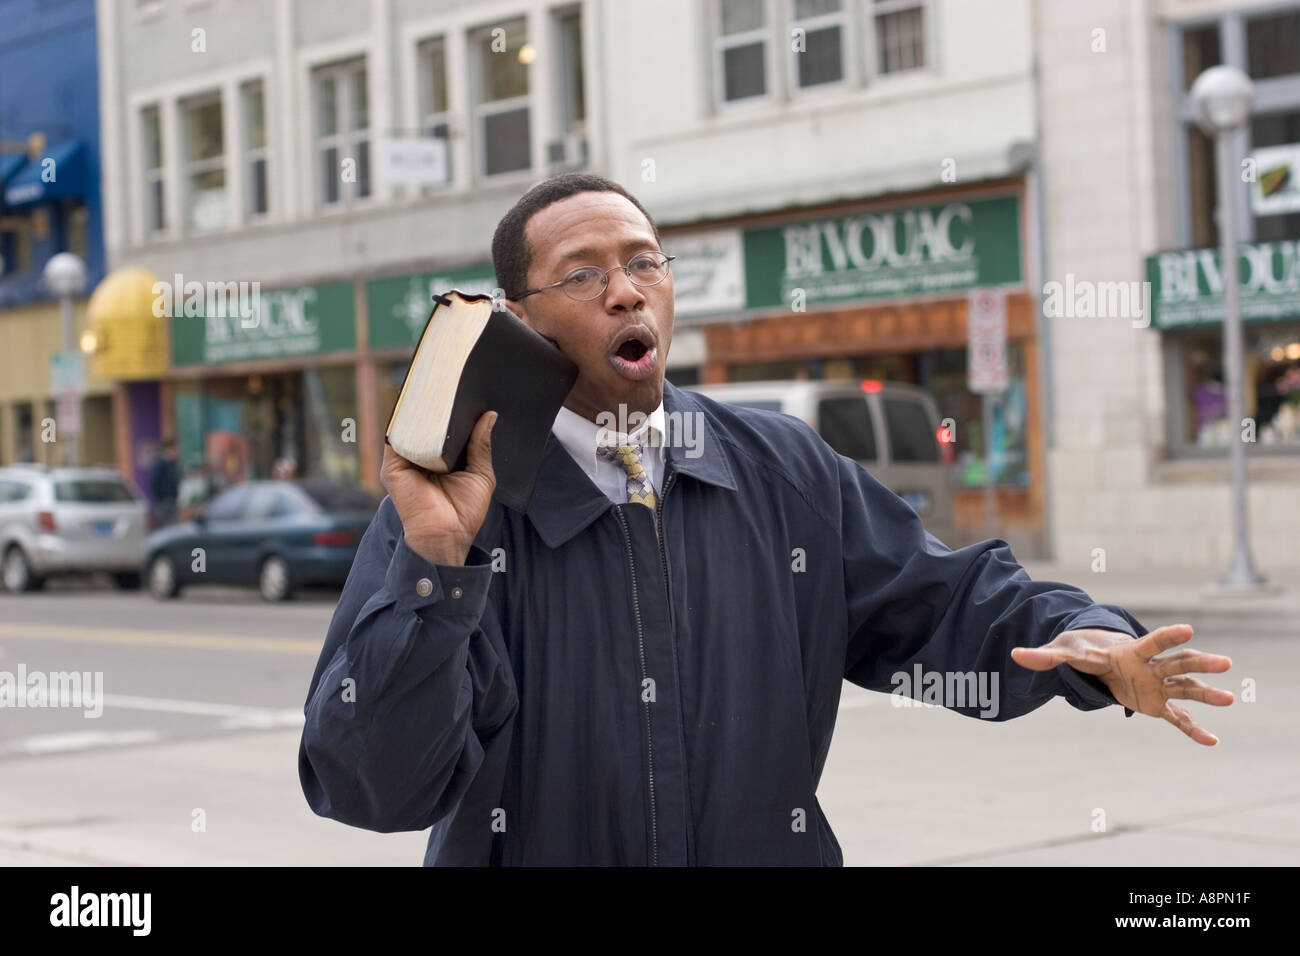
[608,327,658,381]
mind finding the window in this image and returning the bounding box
[1181,23,1220,91]
[555,9,586,134]
[204,484,247,521]
[142,105,166,234]
[882,396,938,462]
[1,220,33,274]
[242,483,289,520]
[1174,324,1300,450]
[818,396,878,461]
[1252,109,1300,243]
[716,0,769,103]
[54,479,135,502]
[872,0,926,76]
[1246,9,1300,80]
[242,81,269,217]
[473,20,531,178]
[62,203,88,260]
[183,95,227,231]
[791,0,846,89]
[417,37,453,187]
[315,59,371,206]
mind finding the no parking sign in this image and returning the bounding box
[967,288,1008,393]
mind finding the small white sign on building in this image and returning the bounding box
[51,350,86,397]
[967,287,1008,393]
[668,229,745,320]
[1251,143,1300,216]
[377,136,450,187]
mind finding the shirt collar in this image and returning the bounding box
[552,402,666,479]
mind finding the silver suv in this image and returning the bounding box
[0,464,149,592]
[691,379,956,545]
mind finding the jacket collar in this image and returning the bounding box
[525,380,737,548]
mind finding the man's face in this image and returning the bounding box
[507,192,674,424]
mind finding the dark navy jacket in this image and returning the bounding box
[299,381,1145,865]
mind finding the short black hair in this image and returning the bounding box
[492,173,661,300]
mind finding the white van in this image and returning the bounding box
[690,379,956,546]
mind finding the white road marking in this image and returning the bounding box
[2,730,161,756]
[0,695,305,758]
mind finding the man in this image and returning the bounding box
[148,438,180,528]
[299,174,1233,866]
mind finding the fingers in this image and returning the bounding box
[1159,674,1235,707]
[1162,700,1219,746]
[1151,647,1233,679]
[463,411,499,484]
[1009,646,1065,671]
[1135,623,1195,663]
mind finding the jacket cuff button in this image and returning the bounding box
[450,586,464,599]
[416,577,433,597]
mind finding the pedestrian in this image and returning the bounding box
[148,438,180,528]
[299,173,1234,867]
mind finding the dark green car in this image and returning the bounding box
[144,480,380,601]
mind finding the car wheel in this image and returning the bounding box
[2,546,44,593]
[147,553,180,600]
[114,572,143,590]
[259,554,292,602]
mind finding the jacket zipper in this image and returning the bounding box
[614,506,658,867]
[654,470,690,865]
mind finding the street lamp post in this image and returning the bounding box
[42,252,88,468]
[1189,65,1265,590]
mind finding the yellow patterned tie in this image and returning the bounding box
[597,440,658,513]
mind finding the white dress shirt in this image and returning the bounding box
[551,402,666,505]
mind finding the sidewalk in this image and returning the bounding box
[1020,560,1300,634]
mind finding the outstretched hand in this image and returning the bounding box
[1011,625,1233,746]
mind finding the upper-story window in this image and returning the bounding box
[417,36,453,187]
[141,104,166,235]
[183,94,227,232]
[314,58,371,206]
[242,80,269,218]
[871,0,927,76]
[716,0,770,104]
[473,19,531,178]
[791,0,847,89]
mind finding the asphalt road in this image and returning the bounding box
[1,578,1296,866]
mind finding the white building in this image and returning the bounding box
[93,0,1298,568]
[1035,0,1300,572]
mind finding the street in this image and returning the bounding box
[1,579,1296,866]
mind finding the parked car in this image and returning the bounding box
[691,379,957,545]
[0,464,149,592]
[143,480,381,602]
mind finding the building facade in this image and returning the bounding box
[0,0,113,470]
[1036,0,1300,572]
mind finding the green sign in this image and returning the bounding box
[1146,241,1300,329]
[366,264,499,348]
[170,281,356,366]
[743,195,1022,310]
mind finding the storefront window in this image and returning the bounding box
[1174,323,1300,449]
[302,365,359,485]
[918,345,1029,488]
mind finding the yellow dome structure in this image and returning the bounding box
[86,266,168,380]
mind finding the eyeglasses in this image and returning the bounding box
[514,252,676,302]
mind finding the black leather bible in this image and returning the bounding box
[385,289,579,513]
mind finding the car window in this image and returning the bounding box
[296,482,381,513]
[818,397,878,461]
[204,485,248,521]
[883,397,940,463]
[0,480,14,502]
[54,479,135,502]
[242,484,294,520]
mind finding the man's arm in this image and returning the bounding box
[298,496,516,832]
[835,454,1146,720]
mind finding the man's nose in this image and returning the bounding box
[604,266,646,311]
